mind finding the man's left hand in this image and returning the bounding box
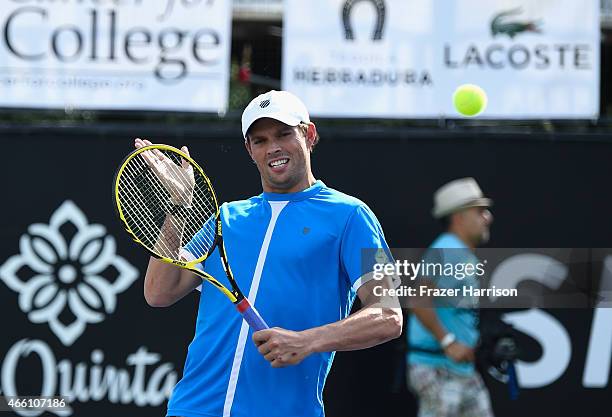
[252,327,314,368]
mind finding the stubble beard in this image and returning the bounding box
[263,161,306,192]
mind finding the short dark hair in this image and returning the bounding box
[298,123,320,151]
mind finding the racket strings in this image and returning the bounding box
[119,169,176,254]
[118,149,217,260]
[119,165,180,257]
[122,155,215,258]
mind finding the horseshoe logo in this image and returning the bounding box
[341,0,386,41]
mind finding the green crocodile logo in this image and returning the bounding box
[491,7,542,39]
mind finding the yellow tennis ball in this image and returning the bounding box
[453,84,487,117]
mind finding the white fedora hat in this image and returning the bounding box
[432,177,492,219]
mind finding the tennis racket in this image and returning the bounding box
[113,144,268,331]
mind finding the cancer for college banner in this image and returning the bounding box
[0,0,231,112]
[282,0,600,118]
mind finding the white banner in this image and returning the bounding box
[282,0,600,119]
[0,0,231,112]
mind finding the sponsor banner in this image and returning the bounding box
[0,135,202,416]
[282,0,600,118]
[0,0,231,112]
[0,199,186,416]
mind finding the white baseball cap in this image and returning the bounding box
[241,90,310,139]
[432,177,492,219]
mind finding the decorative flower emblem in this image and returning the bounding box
[0,201,138,346]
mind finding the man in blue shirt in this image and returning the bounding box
[134,90,402,417]
[407,177,495,417]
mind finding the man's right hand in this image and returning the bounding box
[134,138,195,207]
[443,342,475,363]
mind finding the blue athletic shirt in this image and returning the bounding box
[167,180,390,417]
[407,233,480,376]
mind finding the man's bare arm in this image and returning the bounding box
[304,277,402,352]
[252,276,402,368]
[135,137,202,307]
[144,215,202,307]
[143,258,202,307]
[410,285,474,363]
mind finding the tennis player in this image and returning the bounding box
[136,90,402,417]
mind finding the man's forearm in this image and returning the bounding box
[153,213,186,259]
[302,305,402,353]
[411,305,476,363]
[251,277,402,367]
[145,215,200,307]
[144,257,200,307]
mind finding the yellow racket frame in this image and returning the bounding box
[113,144,238,302]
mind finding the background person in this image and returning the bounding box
[407,177,495,417]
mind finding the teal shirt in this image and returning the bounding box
[407,233,480,376]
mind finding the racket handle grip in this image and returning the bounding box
[236,299,269,331]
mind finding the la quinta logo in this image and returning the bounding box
[0,202,178,417]
[0,200,138,346]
